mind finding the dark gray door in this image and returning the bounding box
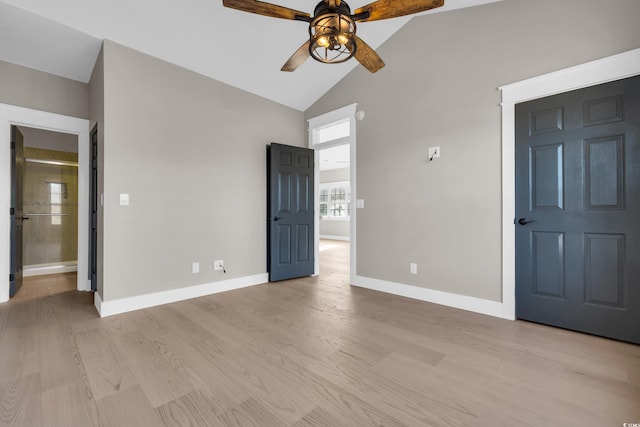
[267,143,314,281]
[10,126,25,297]
[515,75,640,344]
[90,125,98,292]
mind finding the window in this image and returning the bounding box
[319,181,350,219]
[48,182,66,225]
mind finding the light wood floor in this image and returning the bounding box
[10,272,77,302]
[0,240,638,426]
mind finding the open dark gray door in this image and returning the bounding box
[515,75,640,344]
[267,143,314,281]
[90,125,98,292]
[10,126,25,297]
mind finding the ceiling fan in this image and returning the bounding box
[222,0,444,73]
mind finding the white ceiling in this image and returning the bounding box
[0,0,502,111]
[319,144,350,171]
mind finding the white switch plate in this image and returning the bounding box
[119,193,129,206]
[356,199,365,209]
[192,262,199,274]
[410,262,417,274]
[214,260,224,271]
[428,146,440,159]
[100,193,104,206]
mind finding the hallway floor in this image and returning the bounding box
[10,272,77,302]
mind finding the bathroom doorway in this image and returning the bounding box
[14,126,79,301]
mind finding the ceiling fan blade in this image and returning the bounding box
[222,0,311,21]
[281,40,311,72]
[353,0,443,22]
[352,36,385,73]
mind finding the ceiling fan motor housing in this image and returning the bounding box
[308,1,357,64]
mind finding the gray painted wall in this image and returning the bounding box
[305,0,640,302]
[0,59,88,118]
[320,167,350,238]
[100,41,305,302]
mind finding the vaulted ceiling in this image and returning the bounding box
[0,0,502,111]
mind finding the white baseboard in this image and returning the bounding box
[320,234,350,241]
[95,273,268,317]
[352,275,512,320]
[23,262,78,277]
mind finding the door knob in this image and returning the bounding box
[269,216,280,221]
[518,218,534,225]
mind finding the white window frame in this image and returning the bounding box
[308,103,357,281]
[319,180,351,221]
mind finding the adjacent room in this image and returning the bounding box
[0,0,638,425]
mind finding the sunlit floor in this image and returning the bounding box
[10,272,77,302]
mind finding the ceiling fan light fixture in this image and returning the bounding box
[308,12,356,64]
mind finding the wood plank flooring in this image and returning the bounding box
[0,240,638,426]
[11,272,77,302]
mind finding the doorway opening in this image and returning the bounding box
[308,104,357,283]
[1,102,90,303]
[13,126,79,301]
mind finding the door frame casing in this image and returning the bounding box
[308,103,357,284]
[0,103,90,302]
[499,48,640,320]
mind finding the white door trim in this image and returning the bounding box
[0,103,90,302]
[308,103,357,283]
[499,48,640,320]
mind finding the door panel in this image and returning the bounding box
[10,126,25,297]
[90,125,98,292]
[267,143,314,281]
[515,75,640,344]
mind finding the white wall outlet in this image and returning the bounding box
[428,146,440,160]
[410,262,418,274]
[192,262,199,274]
[119,193,129,206]
[214,260,224,271]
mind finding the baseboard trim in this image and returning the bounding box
[320,235,350,241]
[352,275,512,320]
[96,273,268,317]
[23,262,78,277]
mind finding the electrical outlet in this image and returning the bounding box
[214,260,224,271]
[410,262,417,274]
[192,262,199,274]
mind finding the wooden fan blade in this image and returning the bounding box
[281,40,311,72]
[352,36,385,73]
[354,0,443,22]
[223,0,311,21]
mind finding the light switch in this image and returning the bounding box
[119,193,129,206]
[356,199,364,209]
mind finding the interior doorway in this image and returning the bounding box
[13,126,79,301]
[318,145,351,277]
[0,102,91,303]
[308,104,357,283]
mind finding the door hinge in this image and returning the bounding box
[10,140,15,150]
[10,207,15,216]
[9,274,14,282]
